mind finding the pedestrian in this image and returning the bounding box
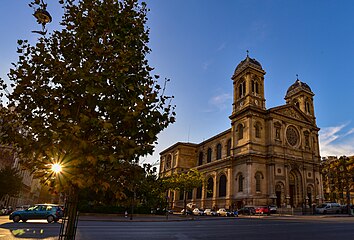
[125,210,128,218]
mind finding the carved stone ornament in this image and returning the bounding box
[277,108,305,121]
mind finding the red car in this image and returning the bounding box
[255,206,269,215]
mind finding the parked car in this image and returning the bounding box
[9,204,63,223]
[192,208,204,216]
[204,209,217,216]
[268,205,277,214]
[217,208,234,217]
[233,210,239,217]
[256,206,269,215]
[238,206,256,215]
[180,209,192,215]
[1,207,13,215]
[315,203,341,214]
[340,204,354,214]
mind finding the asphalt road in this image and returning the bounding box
[1,215,354,240]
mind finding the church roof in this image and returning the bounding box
[232,55,264,78]
[285,79,314,98]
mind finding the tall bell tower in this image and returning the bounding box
[231,52,266,115]
[284,77,316,123]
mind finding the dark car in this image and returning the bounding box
[9,204,63,223]
[238,207,256,215]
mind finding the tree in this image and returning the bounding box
[0,0,174,238]
[0,166,23,201]
[163,169,203,215]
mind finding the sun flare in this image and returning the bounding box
[51,163,62,173]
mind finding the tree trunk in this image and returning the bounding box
[59,187,79,240]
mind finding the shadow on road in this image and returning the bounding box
[0,221,60,239]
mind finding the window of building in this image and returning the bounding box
[305,101,311,114]
[198,152,203,166]
[255,173,262,192]
[165,154,172,169]
[207,177,214,198]
[238,174,243,192]
[239,81,246,98]
[187,190,192,199]
[255,123,261,138]
[219,175,227,197]
[179,190,184,200]
[196,187,202,199]
[207,148,212,163]
[252,80,259,94]
[237,124,244,140]
[216,143,222,160]
[227,139,231,156]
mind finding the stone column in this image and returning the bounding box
[284,164,290,207]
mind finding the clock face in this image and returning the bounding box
[286,126,299,146]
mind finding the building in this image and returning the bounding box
[159,54,323,211]
[0,145,41,208]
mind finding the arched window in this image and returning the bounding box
[179,190,184,200]
[226,139,231,156]
[305,101,311,114]
[252,80,259,94]
[255,123,261,138]
[216,143,222,160]
[198,152,203,166]
[238,174,244,192]
[239,81,246,98]
[207,148,212,163]
[207,177,214,198]
[255,173,262,192]
[196,187,202,199]
[237,124,244,140]
[219,175,227,197]
[187,190,192,199]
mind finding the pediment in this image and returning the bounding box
[270,105,312,123]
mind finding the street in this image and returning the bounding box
[1,215,354,240]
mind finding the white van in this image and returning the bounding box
[315,203,341,214]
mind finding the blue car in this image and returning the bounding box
[9,204,63,223]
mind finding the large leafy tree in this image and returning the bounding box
[0,166,23,201]
[0,0,174,237]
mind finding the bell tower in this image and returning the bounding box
[285,77,316,123]
[231,52,266,115]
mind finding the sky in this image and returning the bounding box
[1,0,354,166]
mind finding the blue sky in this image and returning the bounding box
[1,0,354,166]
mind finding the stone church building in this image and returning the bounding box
[159,54,323,211]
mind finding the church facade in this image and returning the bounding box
[159,55,323,211]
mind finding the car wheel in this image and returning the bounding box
[13,215,21,223]
[323,210,327,214]
[47,215,54,223]
[22,219,27,222]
